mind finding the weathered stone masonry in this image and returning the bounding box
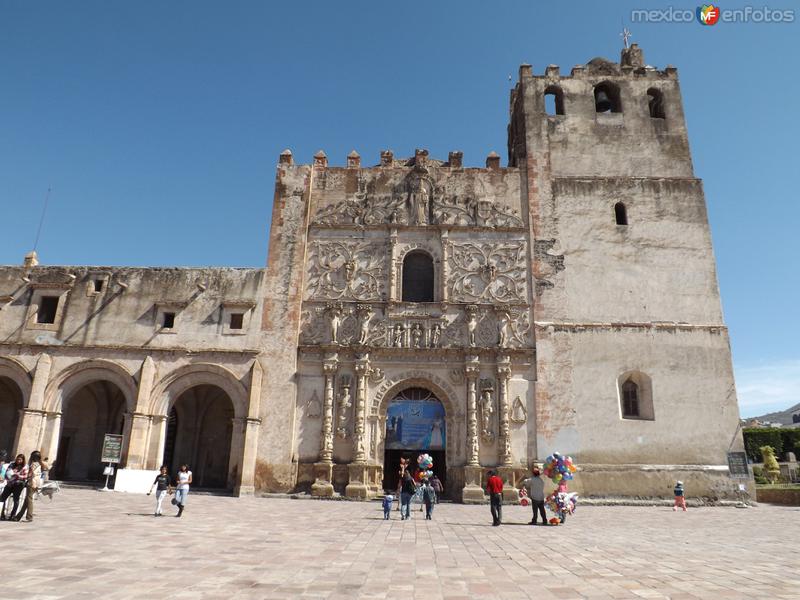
[0,45,749,500]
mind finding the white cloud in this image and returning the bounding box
[735,360,800,417]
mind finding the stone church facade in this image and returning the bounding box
[0,46,747,500]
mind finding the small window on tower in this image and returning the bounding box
[615,202,628,226]
[622,380,639,418]
[647,88,665,119]
[594,82,622,113]
[93,279,104,293]
[36,296,59,324]
[229,313,244,330]
[544,86,565,116]
[162,312,176,329]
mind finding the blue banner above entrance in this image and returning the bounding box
[385,387,445,451]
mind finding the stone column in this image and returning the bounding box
[15,353,52,456]
[440,230,449,302]
[462,355,484,503]
[123,356,156,470]
[235,360,262,496]
[146,415,168,470]
[346,354,371,499]
[496,356,518,502]
[389,227,399,301]
[312,353,338,497]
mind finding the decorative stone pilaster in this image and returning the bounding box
[15,353,52,455]
[497,356,513,467]
[123,356,156,469]
[462,355,484,503]
[235,360,263,496]
[389,228,399,301]
[346,354,371,499]
[440,230,449,303]
[312,353,338,497]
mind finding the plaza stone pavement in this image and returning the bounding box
[3,489,799,600]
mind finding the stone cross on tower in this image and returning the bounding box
[620,27,632,49]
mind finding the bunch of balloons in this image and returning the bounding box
[546,491,578,516]
[417,453,434,480]
[542,451,577,483]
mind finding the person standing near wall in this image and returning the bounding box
[174,464,192,518]
[400,471,416,520]
[486,470,504,526]
[522,467,547,526]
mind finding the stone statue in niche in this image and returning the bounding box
[466,306,478,347]
[411,323,423,348]
[408,179,430,225]
[480,389,495,442]
[327,303,344,345]
[510,396,527,424]
[393,323,404,347]
[498,311,511,348]
[357,305,373,345]
[336,385,352,439]
[430,324,441,348]
[306,389,321,419]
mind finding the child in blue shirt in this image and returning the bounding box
[673,481,687,512]
[382,494,394,519]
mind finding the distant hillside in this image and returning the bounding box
[750,402,800,426]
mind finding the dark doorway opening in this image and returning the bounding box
[383,449,446,496]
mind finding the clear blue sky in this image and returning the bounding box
[1,1,797,416]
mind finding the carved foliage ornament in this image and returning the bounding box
[448,242,527,303]
[306,241,387,301]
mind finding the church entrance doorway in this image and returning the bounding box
[163,384,234,489]
[0,376,23,456]
[382,387,446,495]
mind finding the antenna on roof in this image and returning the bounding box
[32,185,52,252]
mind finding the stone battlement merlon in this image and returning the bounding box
[277,148,513,171]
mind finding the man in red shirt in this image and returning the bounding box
[486,470,504,526]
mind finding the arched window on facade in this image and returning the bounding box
[615,202,628,225]
[618,371,655,420]
[544,85,565,116]
[647,88,665,119]
[402,251,434,302]
[621,380,639,418]
[594,82,622,113]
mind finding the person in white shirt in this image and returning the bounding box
[174,464,192,518]
[522,467,547,525]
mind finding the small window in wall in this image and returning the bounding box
[618,371,655,421]
[647,88,665,119]
[402,251,435,303]
[544,86,565,116]
[615,202,628,225]
[622,380,639,417]
[93,279,104,293]
[162,312,176,329]
[229,313,244,330]
[594,82,622,113]
[36,296,59,324]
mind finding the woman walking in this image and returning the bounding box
[174,464,192,517]
[16,451,42,522]
[400,471,415,520]
[148,465,172,516]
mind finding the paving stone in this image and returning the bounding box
[3,489,797,599]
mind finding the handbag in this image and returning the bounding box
[171,497,178,506]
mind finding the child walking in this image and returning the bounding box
[382,494,394,520]
[673,481,687,511]
[147,465,171,516]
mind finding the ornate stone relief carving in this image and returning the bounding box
[479,383,495,443]
[336,383,352,439]
[510,395,527,424]
[311,171,524,229]
[306,389,321,419]
[448,368,465,386]
[448,242,527,303]
[306,241,387,301]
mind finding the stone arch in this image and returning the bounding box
[150,363,248,419]
[0,357,30,454]
[394,241,442,303]
[0,357,33,402]
[402,250,435,302]
[373,376,457,420]
[45,359,137,415]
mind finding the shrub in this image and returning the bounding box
[780,429,800,458]
[752,466,768,485]
[761,446,781,483]
[743,428,783,462]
